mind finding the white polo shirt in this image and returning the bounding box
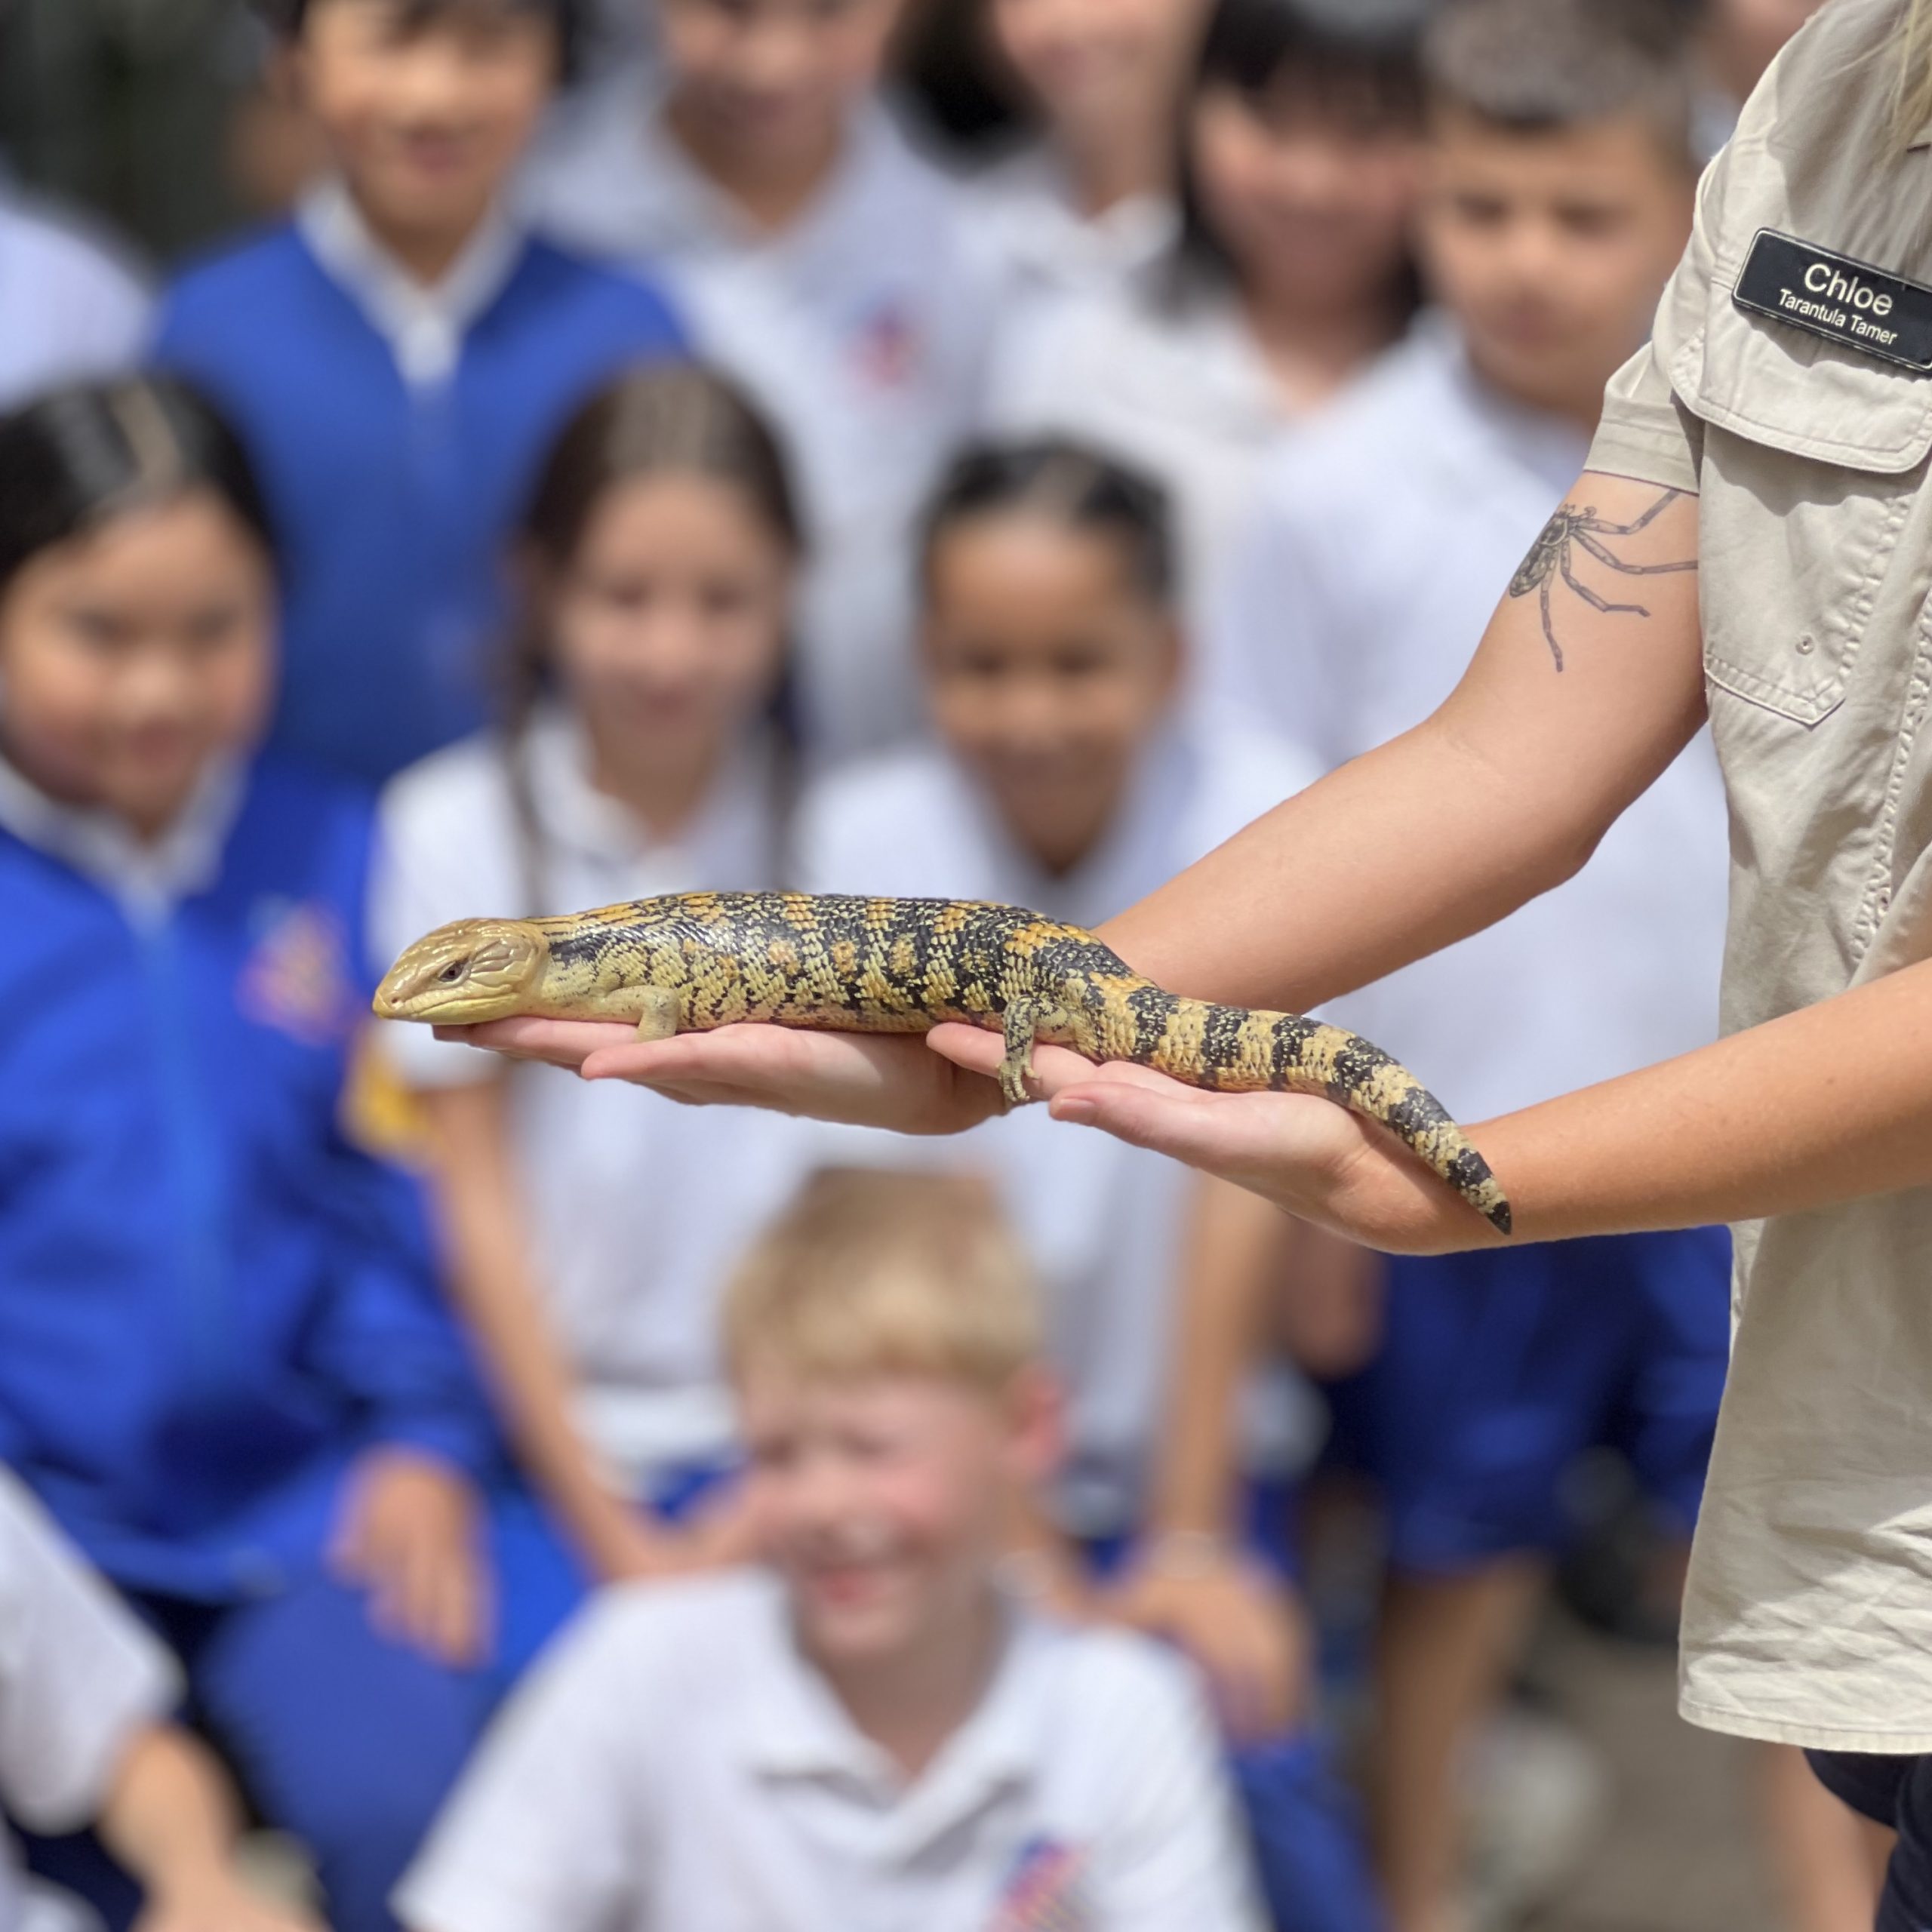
[963,146,1177,309]
[0,1469,180,1932]
[981,279,1309,627]
[1205,318,1729,1122]
[0,189,150,411]
[795,724,1324,1537]
[521,84,998,763]
[372,709,808,1489]
[396,1571,1263,1932]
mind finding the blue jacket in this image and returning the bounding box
[153,224,686,785]
[0,760,495,1601]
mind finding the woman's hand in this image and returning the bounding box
[926,1025,1503,1255]
[331,1447,491,1667]
[437,1018,1007,1137]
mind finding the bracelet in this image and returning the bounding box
[1139,1530,1235,1580]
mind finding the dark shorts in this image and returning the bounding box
[1807,1750,1925,1930]
[1323,1226,1732,1574]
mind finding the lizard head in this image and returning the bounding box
[373,917,550,1024]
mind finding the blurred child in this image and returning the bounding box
[154,0,686,786]
[0,378,509,1932]
[0,1468,320,1932]
[795,441,1382,1932]
[0,184,149,409]
[983,0,1426,626]
[372,365,807,1651]
[966,0,1205,303]
[1206,5,1732,1924]
[397,1168,1265,1932]
[1693,0,1826,156]
[520,0,999,761]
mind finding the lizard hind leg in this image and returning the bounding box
[998,998,1041,1109]
[632,984,683,1043]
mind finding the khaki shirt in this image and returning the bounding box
[1589,0,1932,1749]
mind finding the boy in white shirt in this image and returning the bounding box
[0,186,149,410]
[1206,5,1736,1925]
[0,1468,317,1932]
[521,0,999,761]
[396,1168,1262,1932]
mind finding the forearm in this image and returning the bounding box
[1103,718,1590,1011]
[1474,958,1932,1244]
[1103,472,1706,1011]
[98,1728,242,1905]
[1146,1179,1284,1540]
[417,1088,640,1566]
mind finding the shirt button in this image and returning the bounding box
[1796,635,1816,654]
[1878,888,1894,915]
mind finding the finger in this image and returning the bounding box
[924,1026,1101,1100]
[437,1017,636,1069]
[1047,1079,1291,1164]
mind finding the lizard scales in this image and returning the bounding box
[374,890,1512,1235]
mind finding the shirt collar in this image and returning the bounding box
[986,148,1178,288]
[741,1582,1049,1853]
[298,176,525,388]
[518,700,779,882]
[0,749,243,928]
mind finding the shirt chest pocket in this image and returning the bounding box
[1672,288,1932,726]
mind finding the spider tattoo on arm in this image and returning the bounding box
[1508,488,1697,671]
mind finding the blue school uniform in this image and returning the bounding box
[0,752,508,1932]
[151,183,685,785]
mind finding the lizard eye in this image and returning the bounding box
[437,959,467,983]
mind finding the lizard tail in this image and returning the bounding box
[1134,995,1512,1236]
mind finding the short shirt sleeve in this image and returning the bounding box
[393,1592,656,1932]
[1078,1639,1266,1930]
[0,1472,180,1832]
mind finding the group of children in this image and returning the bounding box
[0,0,1855,1930]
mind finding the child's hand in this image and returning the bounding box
[134,1874,323,1932]
[1108,1544,1311,1746]
[437,1018,1007,1137]
[331,1448,490,1668]
[927,1024,1500,1255]
[590,1494,756,1584]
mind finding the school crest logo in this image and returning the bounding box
[851,294,924,391]
[238,897,357,1047]
[989,1837,1090,1930]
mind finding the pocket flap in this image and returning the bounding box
[1672,247,1932,474]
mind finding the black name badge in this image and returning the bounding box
[1734,229,1932,373]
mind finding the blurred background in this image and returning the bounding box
[0,3,1849,1931]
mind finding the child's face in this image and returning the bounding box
[660,0,906,162]
[923,515,1178,877]
[739,1365,1054,1667]
[0,494,275,835]
[989,0,1204,146]
[1705,0,1824,97]
[1420,107,1694,420]
[1191,80,1420,310]
[297,1,556,245]
[543,472,790,769]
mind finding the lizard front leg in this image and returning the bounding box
[998,997,1041,1109]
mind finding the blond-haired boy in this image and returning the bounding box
[398,1170,1263,1932]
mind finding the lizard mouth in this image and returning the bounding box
[373,918,548,1023]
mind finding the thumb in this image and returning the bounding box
[1048,1081,1232,1165]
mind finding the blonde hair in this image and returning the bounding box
[722,1168,1043,1392]
[1899,0,1932,145]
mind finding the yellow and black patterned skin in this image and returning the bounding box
[374,891,1512,1233]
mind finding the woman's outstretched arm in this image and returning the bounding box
[444,472,1706,1142]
